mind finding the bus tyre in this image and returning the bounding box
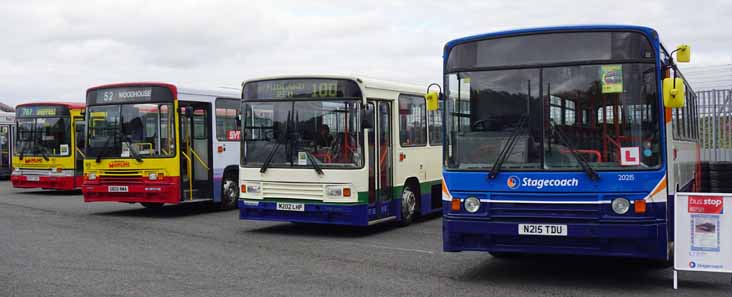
[399,185,417,226]
[219,177,239,210]
[140,202,164,209]
[651,242,674,268]
[489,252,520,258]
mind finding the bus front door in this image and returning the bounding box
[0,125,9,178]
[368,101,393,220]
[179,102,213,201]
[73,118,85,187]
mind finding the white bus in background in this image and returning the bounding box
[0,111,14,179]
[238,75,443,226]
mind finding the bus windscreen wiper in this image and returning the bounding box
[120,134,144,163]
[96,130,117,163]
[260,111,291,174]
[29,137,50,161]
[549,119,599,181]
[292,110,323,175]
[35,143,50,161]
[118,114,143,163]
[488,114,528,180]
[304,151,324,175]
[259,142,282,174]
[19,143,30,160]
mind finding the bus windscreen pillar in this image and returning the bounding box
[674,192,732,289]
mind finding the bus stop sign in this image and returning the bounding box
[674,192,732,289]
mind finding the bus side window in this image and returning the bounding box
[193,109,207,140]
[429,101,443,145]
[75,120,85,150]
[215,99,241,141]
[398,94,427,147]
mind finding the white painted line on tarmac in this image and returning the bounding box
[338,241,436,255]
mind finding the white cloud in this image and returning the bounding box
[0,0,730,105]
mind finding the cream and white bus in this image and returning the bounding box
[238,75,443,226]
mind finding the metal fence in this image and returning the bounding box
[697,89,732,161]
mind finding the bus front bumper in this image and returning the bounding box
[239,200,370,226]
[11,174,79,190]
[82,177,180,204]
[443,217,668,260]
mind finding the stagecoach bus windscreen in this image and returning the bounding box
[87,86,174,105]
[243,79,362,100]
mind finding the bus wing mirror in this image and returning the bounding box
[663,77,686,108]
[362,108,374,129]
[425,92,440,111]
[676,44,691,63]
[236,114,242,127]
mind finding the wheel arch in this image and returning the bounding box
[403,176,421,209]
[223,165,239,181]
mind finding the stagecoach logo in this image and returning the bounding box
[507,177,580,190]
[23,158,43,164]
[507,176,520,189]
[108,161,130,168]
[688,261,723,270]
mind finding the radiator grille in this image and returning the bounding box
[262,182,325,200]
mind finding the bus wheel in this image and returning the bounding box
[489,252,521,258]
[219,177,239,210]
[140,202,164,209]
[399,185,417,226]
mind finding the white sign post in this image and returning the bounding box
[674,192,732,289]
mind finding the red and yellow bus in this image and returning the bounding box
[82,82,241,208]
[11,102,86,190]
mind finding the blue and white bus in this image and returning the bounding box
[440,25,698,260]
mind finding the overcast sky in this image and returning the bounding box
[1,0,730,106]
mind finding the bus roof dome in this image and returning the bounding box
[0,102,14,112]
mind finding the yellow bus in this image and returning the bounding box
[11,102,86,190]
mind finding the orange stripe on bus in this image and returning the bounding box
[650,177,667,198]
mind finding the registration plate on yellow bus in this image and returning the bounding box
[108,186,128,193]
[276,202,304,212]
[26,176,39,181]
[518,224,567,236]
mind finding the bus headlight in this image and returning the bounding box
[87,172,97,181]
[145,171,164,181]
[325,185,343,197]
[464,197,481,213]
[612,198,630,215]
[12,168,20,176]
[244,183,260,194]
